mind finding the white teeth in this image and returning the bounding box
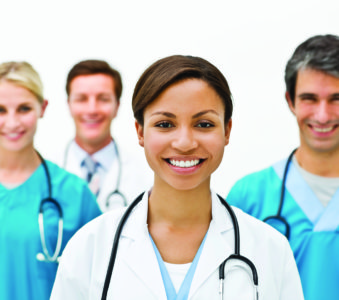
[314,127,333,133]
[6,133,21,138]
[169,159,200,168]
[84,120,99,124]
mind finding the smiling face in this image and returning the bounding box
[286,68,339,155]
[136,79,231,191]
[68,74,119,152]
[0,81,47,153]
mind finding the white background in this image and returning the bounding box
[1,0,338,197]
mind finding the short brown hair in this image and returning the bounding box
[66,59,123,101]
[132,55,233,126]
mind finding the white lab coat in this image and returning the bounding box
[51,192,304,300]
[51,139,153,212]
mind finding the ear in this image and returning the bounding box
[285,91,296,115]
[40,100,48,118]
[224,118,232,146]
[112,100,120,119]
[135,120,144,147]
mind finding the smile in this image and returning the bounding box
[312,126,335,133]
[4,132,24,140]
[168,159,202,168]
[83,119,101,124]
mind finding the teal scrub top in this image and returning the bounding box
[227,157,339,300]
[0,160,101,300]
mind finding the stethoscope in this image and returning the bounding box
[36,152,63,263]
[262,148,297,240]
[63,139,128,208]
[101,193,259,300]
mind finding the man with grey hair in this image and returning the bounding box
[227,34,339,300]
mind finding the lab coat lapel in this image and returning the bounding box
[97,158,119,208]
[120,194,167,299]
[189,193,234,298]
[64,141,84,178]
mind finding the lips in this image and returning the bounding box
[3,131,24,141]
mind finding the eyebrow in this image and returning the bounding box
[150,111,176,118]
[150,109,219,119]
[298,93,339,98]
[192,109,219,118]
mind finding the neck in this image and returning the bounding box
[148,179,212,228]
[74,136,112,155]
[295,146,339,177]
[0,146,41,184]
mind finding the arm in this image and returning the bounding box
[279,240,304,300]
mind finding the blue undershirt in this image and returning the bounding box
[150,232,208,300]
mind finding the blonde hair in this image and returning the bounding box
[0,61,44,103]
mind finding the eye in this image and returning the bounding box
[0,106,6,114]
[330,94,339,102]
[98,95,112,102]
[299,94,317,102]
[155,121,173,128]
[196,121,214,128]
[18,105,32,113]
[72,96,87,103]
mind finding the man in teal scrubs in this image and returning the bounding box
[227,34,339,300]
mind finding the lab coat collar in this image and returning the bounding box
[121,192,166,298]
[189,192,234,298]
[120,191,234,299]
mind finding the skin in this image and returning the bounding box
[286,68,339,176]
[0,81,47,184]
[135,79,232,263]
[68,74,119,154]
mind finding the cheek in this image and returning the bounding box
[68,103,83,118]
[144,132,166,155]
[294,104,312,119]
[23,114,39,129]
[204,133,226,161]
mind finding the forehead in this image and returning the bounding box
[69,73,115,95]
[296,68,339,93]
[145,79,224,115]
[0,81,37,103]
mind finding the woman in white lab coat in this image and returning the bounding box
[51,55,304,300]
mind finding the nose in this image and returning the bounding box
[4,112,20,129]
[315,100,331,124]
[171,126,198,152]
[87,98,99,113]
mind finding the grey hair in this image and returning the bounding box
[284,34,339,104]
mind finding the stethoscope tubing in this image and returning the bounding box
[262,148,297,240]
[101,192,144,300]
[36,151,64,263]
[63,139,127,208]
[101,193,258,300]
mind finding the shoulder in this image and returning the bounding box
[234,206,288,247]
[59,207,126,268]
[67,207,126,246]
[227,162,283,198]
[43,160,96,208]
[44,160,87,186]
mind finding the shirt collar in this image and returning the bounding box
[72,139,117,172]
[92,140,116,171]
